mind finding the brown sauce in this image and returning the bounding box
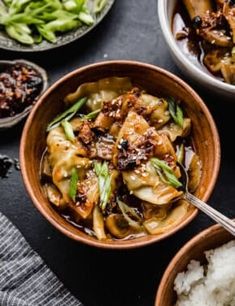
[40,150,146,241]
[172,1,225,82]
[40,143,196,241]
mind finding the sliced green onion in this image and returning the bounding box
[69,167,79,202]
[63,0,78,12]
[151,158,182,189]
[94,161,111,211]
[100,176,112,210]
[168,97,184,128]
[176,144,185,164]
[81,108,101,120]
[94,0,107,13]
[47,97,87,131]
[78,11,94,25]
[61,120,75,142]
[2,0,12,8]
[232,47,235,61]
[5,23,34,45]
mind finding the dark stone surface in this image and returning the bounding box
[0,1,234,306]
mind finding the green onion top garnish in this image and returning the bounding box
[151,158,182,189]
[94,161,112,211]
[168,97,184,128]
[47,97,87,131]
[94,0,108,13]
[78,11,94,25]
[61,120,75,142]
[232,46,235,60]
[69,167,79,202]
[176,143,185,164]
[81,108,101,120]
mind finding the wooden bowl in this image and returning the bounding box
[155,224,233,305]
[20,61,221,249]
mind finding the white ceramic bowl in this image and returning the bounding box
[158,0,235,100]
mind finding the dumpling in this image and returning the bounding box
[123,161,182,205]
[70,172,99,219]
[159,118,191,142]
[64,77,133,111]
[139,94,170,129]
[113,111,177,171]
[47,126,90,204]
[143,200,188,234]
[112,111,153,170]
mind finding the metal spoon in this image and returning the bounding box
[178,163,235,236]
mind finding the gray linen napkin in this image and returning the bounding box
[0,212,82,306]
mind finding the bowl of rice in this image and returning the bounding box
[155,223,235,306]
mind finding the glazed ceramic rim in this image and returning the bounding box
[155,223,230,305]
[158,0,235,95]
[20,60,221,249]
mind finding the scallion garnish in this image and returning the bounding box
[232,46,235,61]
[94,161,111,211]
[82,108,101,120]
[61,120,75,142]
[176,143,185,164]
[151,158,182,189]
[69,167,79,202]
[78,11,94,25]
[94,0,107,13]
[47,97,87,131]
[168,97,184,128]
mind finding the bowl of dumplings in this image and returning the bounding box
[158,0,235,99]
[20,61,220,248]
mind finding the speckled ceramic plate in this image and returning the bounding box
[0,0,115,52]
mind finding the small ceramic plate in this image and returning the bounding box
[0,0,115,52]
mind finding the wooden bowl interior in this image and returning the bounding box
[20,62,220,248]
[155,226,233,305]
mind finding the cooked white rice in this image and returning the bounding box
[174,240,235,306]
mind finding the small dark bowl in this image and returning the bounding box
[20,61,220,249]
[0,59,48,129]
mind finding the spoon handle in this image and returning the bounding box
[186,192,235,236]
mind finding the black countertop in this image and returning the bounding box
[0,1,235,305]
